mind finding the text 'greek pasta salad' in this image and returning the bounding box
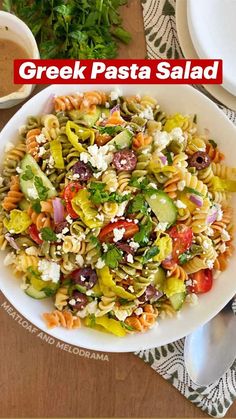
[0,89,235,336]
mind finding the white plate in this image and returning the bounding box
[187,0,236,96]
[176,0,236,112]
[0,84,236,353]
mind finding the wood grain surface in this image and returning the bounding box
[0,1,235,417]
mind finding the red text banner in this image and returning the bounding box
[14,59,223,85]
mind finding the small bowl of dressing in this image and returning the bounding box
[0,11,40,109]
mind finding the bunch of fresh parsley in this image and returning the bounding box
[3,0,131,59]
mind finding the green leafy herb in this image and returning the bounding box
[120,321,134,331]
[129,177,149,190]
[97,126,123,136]
[118,298,129,305]
[184,187,203,197]
[102,244,123,269]
[166,151,173,165]
[142,246,160,264]
[43,285,59,297]
[127,194,148,214]
[21,165,34,181]
[90,235,101,248]
[34,176,49,200]
[134,216,152,246]
[89,182,130,205]
[4,1,131,59]
[209,139,217,149]
[31,199,42,214]
[40,227,57,242]
[178,252,190,265]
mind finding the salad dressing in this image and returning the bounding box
[0,38,29,98]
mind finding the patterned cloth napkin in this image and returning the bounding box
[135,1,236,417]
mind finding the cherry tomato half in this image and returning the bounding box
[189,269,213,294]
[28,224,43,245]
[62,182,82,220]
[99,220,139,243]
[168,224,193,262]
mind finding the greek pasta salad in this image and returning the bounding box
[0,89,235,337]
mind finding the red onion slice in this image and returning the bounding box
[159,154,167,165]
[52,198,64,224]
[5,234,20,250]
[110,104,120,114]
[189,194,203,207]
[207,209,218,224]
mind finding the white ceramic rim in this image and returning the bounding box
[176,0,236,112]
[0,84,236,353]
[0,11,39,103]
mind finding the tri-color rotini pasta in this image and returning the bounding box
[0,89,235,337]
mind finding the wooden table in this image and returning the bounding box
[0,1,235,417]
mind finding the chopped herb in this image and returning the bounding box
[178,252,190,265]
[31,199,42,214]
[89,182,130,205]
[142,246,160,264]
[40,227,57,242]
[43,285,58,297]
[118,298,129,305]
[102,244,123,269]
[209,139,217,149]
[114,141,122,150]
[21,165,34,181]
[97,126,123,136]
[127,194,148,214]
[134,216,152,246]
[74,284,87,294]
[120,321,134,331]
[166,151,173,165]
[129,177,149,190]
[184,187,203,197]
[34,176,49,200]
[90,235,101,248]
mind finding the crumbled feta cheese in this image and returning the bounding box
[113,227,126,242]
[129,241,140,250]
[148,182,158,190]
[38,259,60,283]
[95,258,106,269]
[75,254,84,267]
[171,127,185,144]
[25,246,38,256]
[72,173,81,180]
[110,88,122,101]
[48,155,55,168]
[80,144,113,174]
[38,146,46,157]
[96,213,105,222]
[186,293,199,306]
[219,243,226,253]
[156,222,169,231]
[105,101,110,109]
[175,200,187,209]
[3,252,16,266]
[221,229,230,242]
[142,148,150,155]
[202,240,210,250]
[62,227,69,235]
[153,130,171,151]
[134,307,143,316]
[69,299,76,306]
[86,290,93,296]
[116,201,128,217]
[27,187,38,199]
[177,180,186,191]
[128,285,134,293]
[102,243,108,252]
[66,215,73,224]
[77,300,98,318]
[206,259,214,269]
[205,226,214,236]
[80,275,86,282]
[9,229,15,234]
[15,167,23,174]
[36,133,47,144]
[185,279,193,287]
[139,106,154,120]
[5,142,14,152]
[127,254,134,263]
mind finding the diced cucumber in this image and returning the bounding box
[20,154,57,201]
[25,285,48,300]
[69,106,102,127]
[153,267,166,290]
[169,292,186,311]
[108,129,133,149]
[18,198,30,211]
[145,191,177,226]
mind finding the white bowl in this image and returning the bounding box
[0,11,40,109]
[0,84,236,352]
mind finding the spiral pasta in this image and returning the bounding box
[43,310,81,329]
[26,128,41,161]
[2,176,23,212]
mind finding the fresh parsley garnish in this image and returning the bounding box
[43,285,59,297]
[184,187,203,197]
[129,177,149,190]
[31,199,42,214]
[142,246,160,264]
[89,182,130,205]
[90,235,101,248]
[4,1,131,59]
[102,244,123,269]
[120,321,134,331]
[127,194,148,214]
[97,126,123,136]
[22,165,34,181]
[40,227,57,242]
[209,139,217,149]
[34,176,49,200]
[133,216,152,246]
[178,252,190,265]
[166,151,173,165]
[118,298,130,305]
